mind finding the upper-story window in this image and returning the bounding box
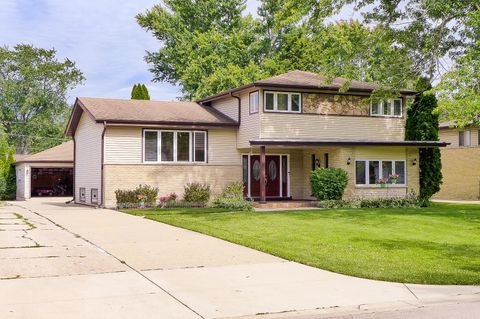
[264,91,301,113]
[249,91,259,114]
[459,130,471,147]
[143,130,206,163]
[371,99,402,117]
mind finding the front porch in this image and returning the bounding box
[242,139,429,203]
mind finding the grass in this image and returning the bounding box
[123,204,480,285]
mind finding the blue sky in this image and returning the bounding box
[0,0,259,103]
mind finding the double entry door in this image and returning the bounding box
[242,154,289,198]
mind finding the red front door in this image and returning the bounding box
[250,155,281,198]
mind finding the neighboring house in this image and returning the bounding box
[65,70,448,207]
[435,122,480,200]
[14,141,74,200]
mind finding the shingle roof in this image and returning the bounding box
[66,97,238,136]
[198,70,417,103]
[14,141,73,164]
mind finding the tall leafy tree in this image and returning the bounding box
[0,45,84,154]
[282,0,480,81]
[405,79,442,199]
[138,1,418,100]
[434,9,480,127]
[0,130,15,199]
[137,0,265,100]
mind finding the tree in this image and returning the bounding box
[282,0,480,81]
[0,45,84,154]
[0,130,15,200]
[433,10,480,127]
[137,1,418,100]
[137,0,263,100]
[405,79,442,199]
[131,83,151,100]
[141,84,150,100]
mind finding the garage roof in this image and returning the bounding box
[14,141,74,164]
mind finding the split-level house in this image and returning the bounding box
[65,71,448,207]
[435,122,480,200]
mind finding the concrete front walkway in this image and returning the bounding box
[1,198,479,319]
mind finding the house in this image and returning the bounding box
[14,141,74,200]
[64,70,448,207]
[434,122,480,200]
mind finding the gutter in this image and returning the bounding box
[72,135,76,203]
[230,92,242,125]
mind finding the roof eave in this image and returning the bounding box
[249,139,449,148]
[100,119,239,128]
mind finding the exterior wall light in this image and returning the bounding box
[347,157,352,165]
[412,158,417,166]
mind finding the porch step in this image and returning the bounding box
[252,200,318,209]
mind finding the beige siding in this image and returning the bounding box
[103,164,242,207]
[261,113,405,141]
[238,91,261,148]
[434,147,480,200]
[208,129,241,165]
[104,126,142,164]
[74,113,103,205]
[211,97,239,121]
[440,127,479,148]
[104,126,239,165]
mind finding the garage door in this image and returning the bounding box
[31,168,73,197]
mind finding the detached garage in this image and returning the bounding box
[14,141,74,200]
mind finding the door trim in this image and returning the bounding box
[242,153,290,198]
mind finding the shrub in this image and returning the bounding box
[317,196,428,209]
[310,168,348,201]
[183,183,210,206]
[115,184,159,208]
[136,184,159,205]
[212,182,253,211]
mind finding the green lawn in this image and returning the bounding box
[123,204,480,285]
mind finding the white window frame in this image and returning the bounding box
[264,91,302,113]
[370,98,403,117]
[143,129,207,164]
[249,91,259,114]
[355,159,407,187]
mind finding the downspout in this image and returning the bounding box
[230,92,241,125]
[100,121,107,207]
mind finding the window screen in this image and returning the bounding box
[144,131,158,162]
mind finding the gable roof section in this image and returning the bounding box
[14,141,73,164]
[65,97,239,136]
[198,70,417,103]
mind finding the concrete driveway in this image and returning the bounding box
[1,198,479,319]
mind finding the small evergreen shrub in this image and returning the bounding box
[183,183,210,206]
[310,168,348,201]
[115,184,159,208]
[212,182,253,211]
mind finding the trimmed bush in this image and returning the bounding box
[310,168,348,201]
[212,182,253,211]
[115,184,159,208]
[317,196,428,209]
[183,183,210,206]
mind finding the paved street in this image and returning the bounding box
[1,198,479,318]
